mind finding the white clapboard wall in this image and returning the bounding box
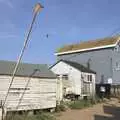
[51,60,96,100]
[0,75,57,111]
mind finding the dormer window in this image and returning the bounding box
[114,45,119,52]
[116,62,120,71]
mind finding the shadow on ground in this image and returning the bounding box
[94,104,120,120]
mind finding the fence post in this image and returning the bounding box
[0,100,7,120]
[0,100,3,120]
[1,101,4,120]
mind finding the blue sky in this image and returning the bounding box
[0,0,120,64]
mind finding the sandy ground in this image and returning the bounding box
[56,98,120,120]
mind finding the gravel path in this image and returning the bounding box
[57,98,120,120]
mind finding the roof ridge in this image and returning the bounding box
[80,36,118,43]
[61,60,96,74]
[62,60,87,68]
[0,60,47,66]
[56,36,120,55]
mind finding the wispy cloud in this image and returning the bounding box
[0,20,18,39]
[0,0,14,9]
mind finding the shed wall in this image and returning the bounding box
[0,75,57,111]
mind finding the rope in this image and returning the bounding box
[3,12,38,108]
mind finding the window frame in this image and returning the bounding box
[87,74,92,82]
[89,75,92,82]
[62,74,68,80]
[56,74,60,80]
[115,61,120,71]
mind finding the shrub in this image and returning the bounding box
[55,102,66,112]
[90,98,96,105]
[68,100,92,109]
[94,95,102,103]
[6,114,26,120]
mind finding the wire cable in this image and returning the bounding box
[9,69,40,120]
[3,11,38,108]
[16,69,40,110]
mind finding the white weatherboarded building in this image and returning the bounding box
[50,60,96,101]
[0,61,57,112]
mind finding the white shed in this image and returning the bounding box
[0,60,57,112]
[50,60,96,101]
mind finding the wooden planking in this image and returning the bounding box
[0,75,57,111]
[7,102,56,111]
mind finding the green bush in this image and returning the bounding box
[6,114,26,120]
[68,100,92,109]
[88,95,103,105]
[66,95,105,110]
[94,95,102,103]
[55,102,66,112]
[90,98,96,105]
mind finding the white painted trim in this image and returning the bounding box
[55,44,116,55]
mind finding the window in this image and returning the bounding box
[56,74,60,80]
[87,75,92,82]
[114,45,119,52]
[90,75,92,82]
[62,74,68,80]
[87,75,89,81]
[116,62,120,70]
[116,62,119,67]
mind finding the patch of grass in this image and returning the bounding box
[5,112,56,120]
[68,100,92,109]
[65,95,105,110]
[55,101,66,112]
[94,95,103,103]
[34,113,56,120]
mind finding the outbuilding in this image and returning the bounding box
[50,60,96,101]
[0,60,57,112]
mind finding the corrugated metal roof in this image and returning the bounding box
[0,60,56,78]
[56,36,119,54]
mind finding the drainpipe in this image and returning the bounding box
[87,58,91,69]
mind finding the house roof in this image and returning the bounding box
[50,60,96,74]
[0,60,56,78]
[56,36,120,55]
